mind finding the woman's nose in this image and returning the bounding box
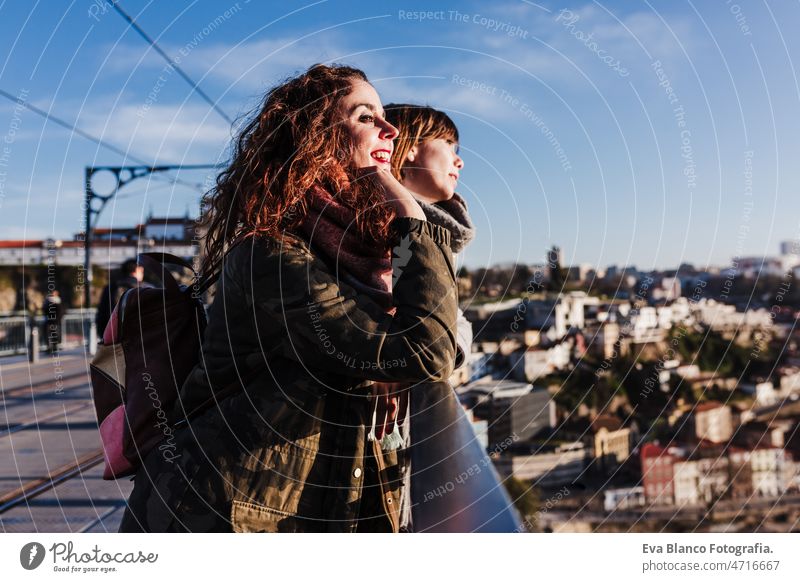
[378,118,398,140]
[454,153,464,169]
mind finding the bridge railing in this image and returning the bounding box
[0,310,96,357]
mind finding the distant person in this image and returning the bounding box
[95,259,144,336]
[43,290,65,352]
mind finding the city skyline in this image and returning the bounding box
[2,214,795,275]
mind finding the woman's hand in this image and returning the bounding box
[372,382,408,440]
[357,166,426,220]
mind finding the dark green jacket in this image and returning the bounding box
[119,217,457,532]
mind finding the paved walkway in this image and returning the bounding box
[0,348,132,532]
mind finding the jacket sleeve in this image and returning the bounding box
[245,218,458,384]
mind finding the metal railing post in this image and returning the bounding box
[29,325,39,363]
[88,320,97,355]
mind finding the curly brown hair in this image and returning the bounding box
[384,104,459,182]
[201,64,395,277]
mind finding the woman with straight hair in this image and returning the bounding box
[384,104,475,365]
[382,105,522,533]
[118,64,458,533]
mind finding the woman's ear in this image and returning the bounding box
[406,145,418,163]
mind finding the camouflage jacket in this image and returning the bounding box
[119,217,457,533]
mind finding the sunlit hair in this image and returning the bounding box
[200,64,395,277]
[384,104,459,181]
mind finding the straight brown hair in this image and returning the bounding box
[384,104,459,182]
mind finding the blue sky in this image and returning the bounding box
[0,0,798,271]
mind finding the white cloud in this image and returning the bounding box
[79,102,232,163]
[438,2,698,79]
[80,3,702,161]
[107,33,358,93]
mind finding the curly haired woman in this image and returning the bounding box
[118,64,457,533]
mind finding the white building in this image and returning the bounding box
[627,306,667,343]
[673,457,730,506]
[672,461,700,505]
[494,441,587,487]
[666,298,694,326]
[655,305,676,330]
[693,403,734,443]
[750,448,796,497]
[779,370,800,396]
[651,277,682,302]
[593,322,621,360]
[692,298,772,331]
[0,239,197,268]
[604,486,646,512]
[0,216,198,268]
[525,291,594,341]
[726,257,785,278]
[755,381,779,407]
[509,343,571,382]
[675,364,701,379]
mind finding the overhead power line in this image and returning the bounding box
[0,87,140,163]
[0,87,211,192]
[107,0,235,125]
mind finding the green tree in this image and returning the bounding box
[670,327,749,376]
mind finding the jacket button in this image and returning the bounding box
[353,467,362,478]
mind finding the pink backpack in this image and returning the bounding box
[90,253,218,479]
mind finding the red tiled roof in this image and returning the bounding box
[0,216,195,250]
[695,402,725,412]
[640,443,666,459]
[0,240,43,248]
[0,239,194,249]
[591,414,623,432]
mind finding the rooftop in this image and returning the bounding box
[694,402,727,413]
[456,377,535,399]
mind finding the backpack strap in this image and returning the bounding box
[138,252,194,270]
[138,251,229,296]
[137,253,191,294]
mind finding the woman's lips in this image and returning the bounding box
[371,149,392,164]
